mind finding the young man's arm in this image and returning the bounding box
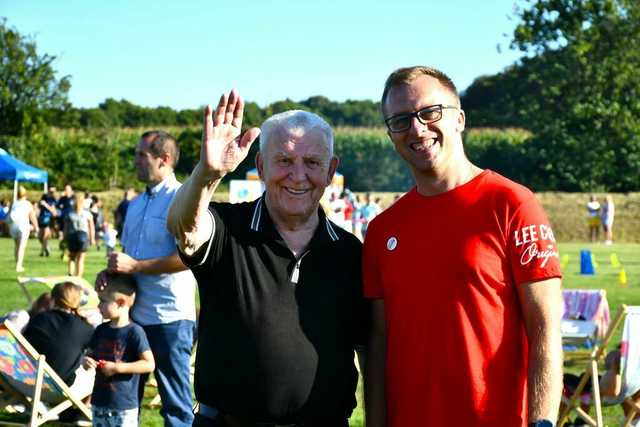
[97,253,187,292]
[99,350,155,377]
[107,251,186,275]
[366,299,386,427]
[518,277,563,424]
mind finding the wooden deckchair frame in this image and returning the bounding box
[558,305,640,427]
[0,320,92,427]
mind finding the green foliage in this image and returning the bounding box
[2,128,137,190]
[333,128,413,192]
[0,127,412,192]
[461,61,544,129]
[464,0,640,192]
[0,18,71,137]
[464,128,532,184]
[40,95,381,131]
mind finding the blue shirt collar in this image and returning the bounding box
[145,173,177,197]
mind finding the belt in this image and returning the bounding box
[195,403,298,427]
[194,403,345,427]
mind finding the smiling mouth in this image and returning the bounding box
[285,187,310,195]
[410,138,438,152]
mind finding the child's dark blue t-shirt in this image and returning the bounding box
[89,322,150,410]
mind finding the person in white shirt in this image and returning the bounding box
[9,186,38,272]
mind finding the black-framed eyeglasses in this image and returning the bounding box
[384,104,458,133]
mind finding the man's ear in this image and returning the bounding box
[326,156,339,186]
[456,109,466,133]
[116,297,127,307]
[256,152,264,179]
[159,152,172,168]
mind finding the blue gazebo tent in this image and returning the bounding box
[0,148,48,202]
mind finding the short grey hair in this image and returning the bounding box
[259,110,334,157]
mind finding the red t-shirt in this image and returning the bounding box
[344,201,354,220]
[363,170,562,427]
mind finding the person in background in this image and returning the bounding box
[57,184,74,242]
[601,195,615,245]
[84,271,155,427]
[365,65,563,427]
[562,348,640,426]
[90,195,105,250]
[38,186,58,257]
[104,130,196,427]
[9,186,39,273]
[328,191,346,229]
[359,192,381,239]
[586,194,601,243]
[114,188,135,239]
[352,194,363,239]
[103,222,118,257]
[83,191,93,210]
[0,198,9,236]
[1,291,52,332]
[342,191,354,232]
[23,282,95,399]
[65,192,95,277]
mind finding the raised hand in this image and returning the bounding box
[199,90,261,180]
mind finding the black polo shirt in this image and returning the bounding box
[179,195,369,422]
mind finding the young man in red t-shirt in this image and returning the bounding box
[363,66,563,427]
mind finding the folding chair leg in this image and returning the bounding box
[622,398,640,427]
[574,407,597,427]
[29,356,46,427]
[590,359,604,427]
[559,369,596,426]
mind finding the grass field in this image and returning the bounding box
[0,238,638,425]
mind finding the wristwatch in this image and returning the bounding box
[529,420,554,427]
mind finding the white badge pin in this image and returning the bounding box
[386,237,398,251]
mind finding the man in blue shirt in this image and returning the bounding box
[106,130,197,427]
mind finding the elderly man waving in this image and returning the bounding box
[167,90,369,427]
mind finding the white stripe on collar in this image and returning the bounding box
[325,219,340,241]
[251,196,340,242]
[250,197,263,231]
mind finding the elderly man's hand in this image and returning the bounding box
[198,90,261,182]
[107,251,138,274]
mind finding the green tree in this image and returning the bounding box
[510,0,640,191]
[334,129,413,191]
[0,18,71,136]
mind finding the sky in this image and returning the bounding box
[3,0,525,110]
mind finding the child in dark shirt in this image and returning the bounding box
[83,271,154,426]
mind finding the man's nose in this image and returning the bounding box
[289,161,307,181]
[408,116,429,135]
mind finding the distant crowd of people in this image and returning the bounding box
[326,190,387,240]
[0,185,136,274]
[586,194,616,244]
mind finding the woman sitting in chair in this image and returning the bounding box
[563,348,640,426]
[23,282,95,397]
